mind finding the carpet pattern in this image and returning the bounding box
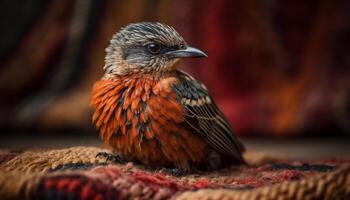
[0,146,349,200]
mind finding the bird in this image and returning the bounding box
[91,22,246,173]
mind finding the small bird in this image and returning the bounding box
[91,22,245,172]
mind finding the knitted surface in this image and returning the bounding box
[0,147,349,200]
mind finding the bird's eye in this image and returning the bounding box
[146,43,161,54]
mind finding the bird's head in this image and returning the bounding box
[104,22,207,77]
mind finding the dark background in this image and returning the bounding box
[0,0,349,142]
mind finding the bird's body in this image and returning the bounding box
[91,22,245,171]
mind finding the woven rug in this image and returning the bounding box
[0,146,349,200]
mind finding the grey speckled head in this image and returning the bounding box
[115,22,185,47]
[104,22,207,76]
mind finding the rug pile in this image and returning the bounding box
[0,146,349,200]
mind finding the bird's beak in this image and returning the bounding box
[165,46,207,59]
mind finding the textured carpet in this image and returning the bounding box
[0,146,349,200]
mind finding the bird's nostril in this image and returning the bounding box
[179,44,186,49]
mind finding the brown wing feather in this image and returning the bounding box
[173,70,245,163]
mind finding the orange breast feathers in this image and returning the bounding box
[90,75,207,167]
[90,76,183,142]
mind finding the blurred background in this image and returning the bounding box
[0,0,350,151]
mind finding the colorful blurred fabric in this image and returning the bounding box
[0,0,349,136]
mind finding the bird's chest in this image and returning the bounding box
[91,76,184,152]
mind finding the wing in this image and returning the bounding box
[173,70,245,162]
